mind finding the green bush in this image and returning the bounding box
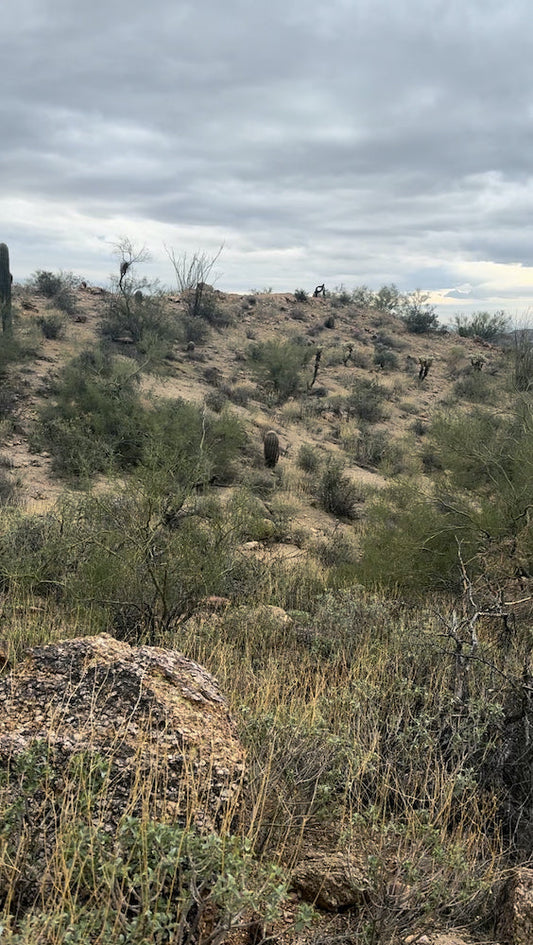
[297,443,321,473]
[317,459,361,520]
[347,378,387,423]
[511,329,533,392]
[373,345,399,371]
[33,347,247,484]
[179,313,210,345]
[454,310,508,340]
[29,270,79,315]
[352,427,403,471]
[374,283,401,313]
[0,742,289,943]
[400,290,438,333]
[452,369,495,404]
[248,339,312,402]
[33,347,146,478]
[101,291,180,361]
[356,482,478,593]
[35,313,66,339]
[294,288,308,302]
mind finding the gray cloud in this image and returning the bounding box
[2,0,533,315]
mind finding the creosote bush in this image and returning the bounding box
[248,339,312,402]
[296,443,321,473]
[317,459,361,520]
[29,270,79,316]
[347,378,388,423]
[454,309,508,340]
[400,290,438,333]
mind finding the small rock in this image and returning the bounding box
[291,852,369,911]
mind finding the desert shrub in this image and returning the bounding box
[194,290,230,327]
[227,383,255,406]
[296,443,321,473]
[351,285,375,309]
[452,369,494,403]
[351,427,403,472]
[356,482,478,593]
[294,288,308,302]
[446,344,467,377]
[511,329,533,392]
[400,290,438,333]
[0,469,18,507]
[373,345,399,371]
[34,348,246,484]
[143,399,247,489]
[428,406,532,507]
[248,339,312,403]
[204,389,228,413]
[65,493,252,636]
[315,530,359,568]
[374,331,405,350]
[101,291,180,361]
[179,313,210,345]
[35,313,66,339]
[347,378,387,423]
[317,459,361,520]
[411,417,427,437]
[330,286,352,307]
[349,347,372,369]
[29,270,79,315]
[403,405,533,584]
[454,310,509,340]
[0,509,67,597]
[0,743,289,942]
[374,283,401,313]
[33,348,146,478]
[203,366,222,386]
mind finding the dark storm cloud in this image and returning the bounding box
[3,0,533,310]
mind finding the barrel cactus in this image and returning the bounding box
[0,243,12,332]
[263,430,280,468]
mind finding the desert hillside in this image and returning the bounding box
[0,268,531,945]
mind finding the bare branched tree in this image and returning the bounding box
[112,237,150,287]
[165,244,223,318]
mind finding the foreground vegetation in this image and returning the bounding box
[0,268,531,943]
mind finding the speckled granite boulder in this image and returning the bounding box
[0,633,245,830]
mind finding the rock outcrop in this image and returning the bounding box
[0,633,245,830]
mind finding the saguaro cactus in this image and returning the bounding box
[0,243,12,333]
[263,430,280,469]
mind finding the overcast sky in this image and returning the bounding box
[3,0,533,318]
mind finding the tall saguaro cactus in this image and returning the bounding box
[0,243,12,333]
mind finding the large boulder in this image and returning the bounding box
[0,633,245,830]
